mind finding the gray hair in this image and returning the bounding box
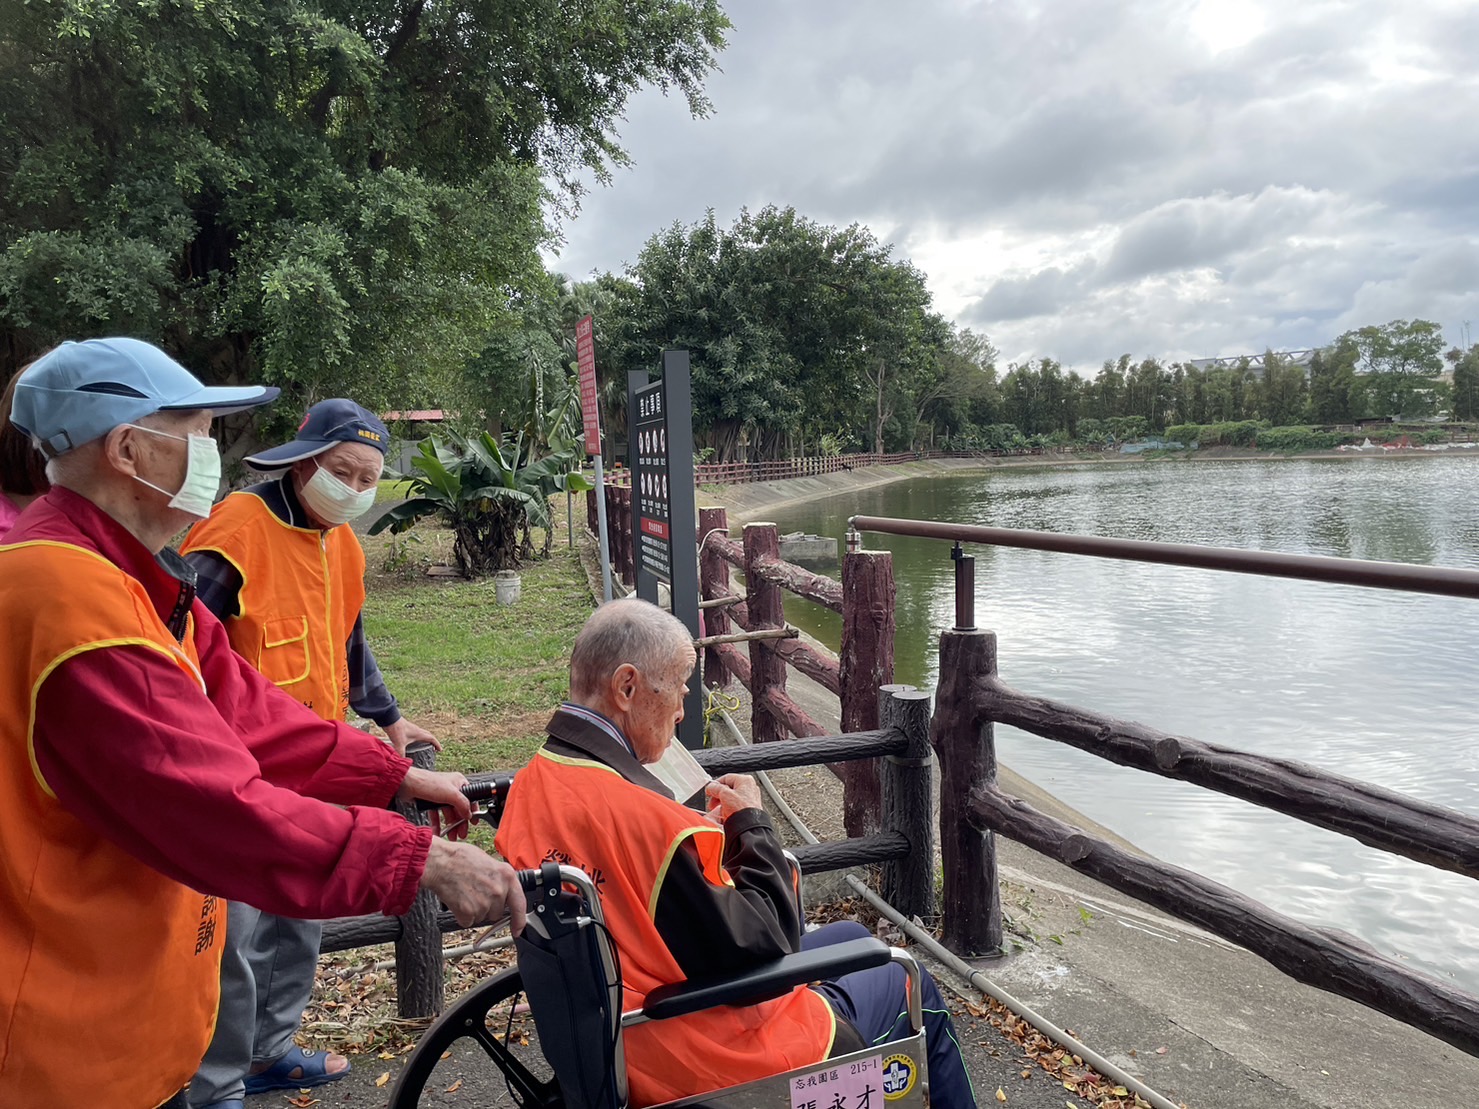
[570,598,694,699]
[43,408,185,487]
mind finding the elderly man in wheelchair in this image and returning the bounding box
[394,598,976,1108]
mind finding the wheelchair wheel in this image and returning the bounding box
[387,966,563,1108]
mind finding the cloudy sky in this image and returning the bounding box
[545,0,1479,373]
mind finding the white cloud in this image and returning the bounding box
[546,0,1479,372]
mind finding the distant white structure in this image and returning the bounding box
[1184,350,1317,378]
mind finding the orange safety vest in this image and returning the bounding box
[0,540,226,1108]
[181,490,365,722]
[496,749,836,1107]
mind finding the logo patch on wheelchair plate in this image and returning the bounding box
[881,1054,918,1100]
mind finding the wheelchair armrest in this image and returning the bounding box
[641,937,892,1022]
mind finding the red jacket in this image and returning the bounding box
[6,487,431,918]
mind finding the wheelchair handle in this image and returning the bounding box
[413,774,515,820]
[516,863,610,928]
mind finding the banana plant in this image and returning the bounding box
[370,428,589,577]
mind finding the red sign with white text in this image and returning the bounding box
[576,315,601,455]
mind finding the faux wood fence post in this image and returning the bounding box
[839,549,895,836]
[392,741,444,1017]
[603,484,619,583]
[881,687,935,920]
[743,523,786,743]
[698,506,731,689]
[931,629,1002,955]
[612,485,633,586]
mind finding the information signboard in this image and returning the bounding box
[632,381,674,582]
[627,351,702,750]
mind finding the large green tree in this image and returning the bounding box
[1452,346,1479,422]
[603,206,945,460]
[1337,319,1447,418]
[0,0,728,454]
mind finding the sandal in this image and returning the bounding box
[242,1044,350,1094]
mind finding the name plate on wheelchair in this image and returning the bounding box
[789,1053,884,1109]
[655,1030,928,1108]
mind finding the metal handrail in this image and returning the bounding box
[849,514,1479,600]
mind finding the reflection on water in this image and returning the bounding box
[760,457,1479,992]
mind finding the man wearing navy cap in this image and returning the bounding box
[180,399,441,1105]
[0,340,525,1109]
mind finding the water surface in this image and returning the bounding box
[760,457,1479,992]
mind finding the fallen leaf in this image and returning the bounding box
[446,1078,463,1093]
[997,1088,1007,1102]
[1154,1046,1169,1055]
[440,1050,452,1060]
[286,1098,319,1109]
[378,1050,395,1060]
[1021,1069,1032,1079]
[375,1071,390,1088]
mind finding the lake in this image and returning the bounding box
[760,456,1479,993]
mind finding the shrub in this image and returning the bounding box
[1255,426,1344,452]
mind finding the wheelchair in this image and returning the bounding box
[391,781,931,1109]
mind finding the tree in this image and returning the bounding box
[1337,319,1446,418]
[0,1,729,454]
[1453,347,1479,421]
[1257,349,1310,426]
[1309,345,1358,423]
[602,206,942,460]
[908,322,995,448]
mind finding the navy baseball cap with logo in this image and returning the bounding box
[11,337,280,458]
[244,398,389,469]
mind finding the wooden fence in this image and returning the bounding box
[595,446,1076,492]
[696,510,895,838]
[853,513,1479,1058]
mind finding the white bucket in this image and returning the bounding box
[494,570,522,605]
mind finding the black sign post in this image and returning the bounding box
[627,351,704,750]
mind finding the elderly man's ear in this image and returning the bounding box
[608,663,641,712]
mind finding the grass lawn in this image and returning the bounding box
[359,513,596,774]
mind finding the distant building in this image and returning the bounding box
[1184,350,1317,379]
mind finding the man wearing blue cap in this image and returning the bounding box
[180,399,440,1104]
[0,339,526,1109]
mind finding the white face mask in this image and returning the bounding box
[300,461,377,526]
[125,423,221,519]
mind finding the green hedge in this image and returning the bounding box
[1163,421,1263,447]
[1255,426,1345,452]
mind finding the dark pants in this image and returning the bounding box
[805,921,977,1109]
[157,1093,189,1109]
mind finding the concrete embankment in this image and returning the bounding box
[701,461,1479,1109]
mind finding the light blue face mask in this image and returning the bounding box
[125,423,221,518]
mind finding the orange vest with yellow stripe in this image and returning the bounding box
[495,748,836,1107]
[181,490,364,722]
[0,540,226,1108]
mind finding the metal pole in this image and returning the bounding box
[951,541,975,630]
[593,455,614,602]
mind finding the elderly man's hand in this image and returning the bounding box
[420,840,527,934]
[396,767,473,840]
[704,774,763,823]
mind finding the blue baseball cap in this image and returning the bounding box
[11,338,280,458]
[244,398,389,469]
